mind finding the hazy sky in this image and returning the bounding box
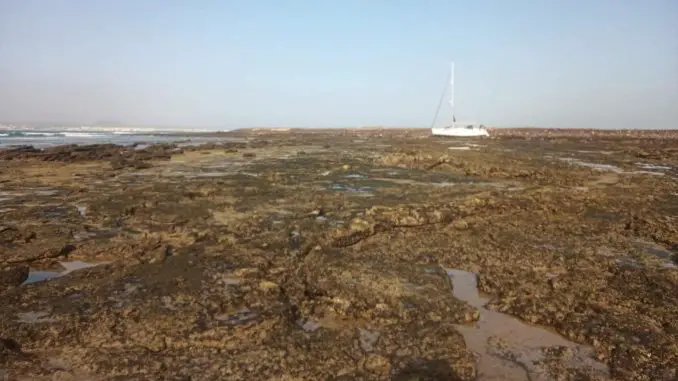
[1,0,676,129]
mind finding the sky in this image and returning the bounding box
[0,0,676,129]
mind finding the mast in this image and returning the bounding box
[450,62,455,128]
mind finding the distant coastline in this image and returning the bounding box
[0,124,223,134]
[1,124,677,141]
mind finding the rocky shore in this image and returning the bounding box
[1,130,677,380]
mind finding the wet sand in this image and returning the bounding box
[1,128,677,380]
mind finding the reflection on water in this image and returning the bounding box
[22,261,108,285]
[448,146,473,151]
[559,158,622,173]
[633,239,673,260]
[17,310,56,324]
[345,173,367,179]
[164,170,234,178]
[328,183,374,196]
[446,269,609,381]
[0,131,244,149]
[298,319,322,332]
[600,241,678,270]
[635,163,671,171]
[631,239,677,269]
[73,229,119,241]
[34,189,60,196]
[43,206,71,218]
[558,158,672,178]
[24,270,61,284]
[370,177,458,188]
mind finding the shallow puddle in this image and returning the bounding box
[161,168,234,178]
[630,239,677,269]
[204,162,245,170]
[34,189,60,196]
[24,270,61,284]
[597,245,676,270]
[0,190,26,202]
[215,308,259,325]
[328,183,374,195]
[358,328,380,352]
[1,188,60,198]
[615,258,645,269]
[17,310,56,324]
[190,172,233,178]
[298,318,322,332]
[212,271,244,288]
[22,261,108,285]
[635,163,671,171]
[575,150,615,155]
[559,158,622,173]
[559,158,673,178]
[627,170,665,177]
[446,269,609,381]
[371,177,457,188]
[368,168,400,175]
[43,206,71,218]
[633,239,674,259]
[73,229,119,241]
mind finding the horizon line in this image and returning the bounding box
[0,122,678,133]
[1,122,677,131]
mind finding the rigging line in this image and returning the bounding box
[429,68,451,130]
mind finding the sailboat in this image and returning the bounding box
[431,62,489,137]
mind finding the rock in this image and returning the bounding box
[149,245,173,264]
[289,230,302,249]
[452,219,469,230]
[233,267,260,278]
[51,371,76,381]
[59,244,77,257]
[0,266,29,288]
[462,310,480,323]
[363,354,390,375]
[0,337,22,354]
[349,218,370,232]
[358,329,380,352]
[300,319,321,332]
[548,277,564,290]
[259,280,279,291]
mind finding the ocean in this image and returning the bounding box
[0,127,236,148]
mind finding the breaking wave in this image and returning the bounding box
[0,131,65,138]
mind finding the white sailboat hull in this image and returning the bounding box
[430,61,491,138]
[432,127,489,137]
